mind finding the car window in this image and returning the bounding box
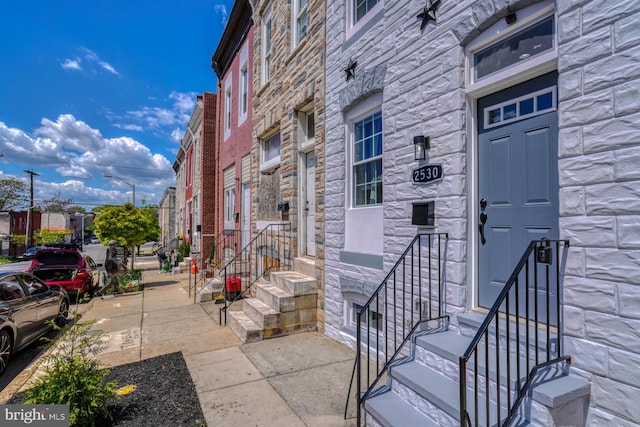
[35,251,82,266]
[0,277,26,301]
[20,274,49,295]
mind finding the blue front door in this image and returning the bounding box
[478,73,559,320]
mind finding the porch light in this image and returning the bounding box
[413,135,429,161]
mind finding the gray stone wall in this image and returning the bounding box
[251,0,327,330]
[557,1,640,424]
[324,0,640,424]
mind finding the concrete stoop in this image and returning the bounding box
[228,258,318,343]
[363,326,591,427]
[194,277,224,303]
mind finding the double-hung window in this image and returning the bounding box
[346,0,383,39]
[224,76,232,138]
[261,132,281,172]
[352,111,383,206]
[240,65,248,117]
[262,8,272,85]
[292,0,308,49]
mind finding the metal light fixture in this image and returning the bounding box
[505,11,517,25]
[413,135,430,161]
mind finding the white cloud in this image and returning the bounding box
[118,91,197,136]
[113,123,145,132]
[0,116,174,207]
[215,4,228,24]
[64,47,119,76]
[98,61,119,76]
[61,58,82,71]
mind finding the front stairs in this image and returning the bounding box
[227,257,318,343]
[363,313,591,427]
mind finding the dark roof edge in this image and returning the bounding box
[211,0,253,79]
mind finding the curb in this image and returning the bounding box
[0,297,99,404]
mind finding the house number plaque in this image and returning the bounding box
[412,164,443,184]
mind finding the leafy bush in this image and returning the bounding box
[178,241,191,261]
[24,308,118,426]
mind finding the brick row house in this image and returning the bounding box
[211,0,254,267]
[173,92,217,261]
[170,0,640,425]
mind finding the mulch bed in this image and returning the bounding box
[8,352,207,426]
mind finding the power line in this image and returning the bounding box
[1,146,175,174]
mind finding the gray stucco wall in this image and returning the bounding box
[324,0,640,424]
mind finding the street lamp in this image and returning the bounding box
[104,174,136,269]
[103,175,135,207]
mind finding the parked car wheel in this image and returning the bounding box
[0,330,13,375]
[56,300,69,327]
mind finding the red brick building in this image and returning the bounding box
[211,0,254,261]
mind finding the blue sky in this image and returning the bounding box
[0,0,234,210]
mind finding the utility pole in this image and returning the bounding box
[24,170,39,248]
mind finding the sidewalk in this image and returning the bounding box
[7,267,359,427]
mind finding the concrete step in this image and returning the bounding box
[255,282,317,313]
[227,310,262,343]
[293,256,315,278]
[365,328,590,427]
[243,297,280,329]
[364,390,440,427]
[269,270,317,296]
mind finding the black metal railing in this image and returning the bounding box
[349,233,449,425]
[459,239,570,427]
[207,229,248,273]
[217,223,293,324]
[188,229,248,302]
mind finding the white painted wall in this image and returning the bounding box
[324,0,640,424]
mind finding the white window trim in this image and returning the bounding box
[238,45,249,125]
[261,7,272,86]
[343,297,385,337]
[346,94,383,210]
[346,0,383,41]
[298,106,315,151]
[465,1,557,97]
[224,75,232,139]
[291,0,308,50]
[260,131,281,173]
[224,188,236,230]
[484,86,557,129]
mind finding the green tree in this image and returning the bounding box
[93,203,153,267]
[36,229,71,245]
[139,205,161,243]
[0,178,28,210]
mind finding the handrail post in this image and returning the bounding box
[459,356,467,426]
[356,311,362,425]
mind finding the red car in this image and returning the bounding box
[26,248,102,302]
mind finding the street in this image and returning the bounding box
[0,242,158,391]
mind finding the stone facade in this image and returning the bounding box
[251,0,327,331]
[324,0,640,424]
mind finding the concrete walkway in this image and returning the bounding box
[4,268,360,427]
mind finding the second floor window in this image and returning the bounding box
[240,65,248,116]
[225,87,232,133]
[354,0,379,24]
[292,0,308,48]
[262,8,272,84]
[261,132,281,172]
